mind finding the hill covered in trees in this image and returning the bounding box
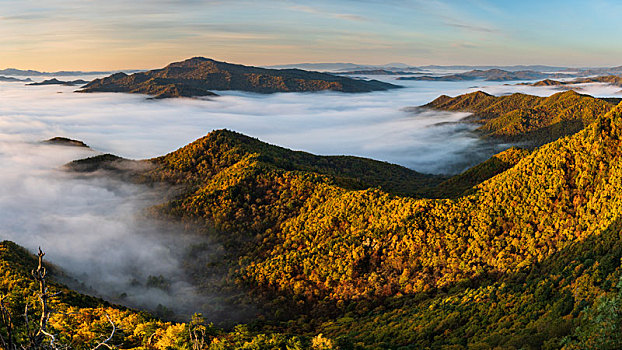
[7,93,622,348]
[527,75,622,88]
[423,90,617,146]
[78,57,400,98]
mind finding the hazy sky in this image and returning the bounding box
[2,0,622,71]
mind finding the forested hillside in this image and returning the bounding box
[7,95,622,348]
[423,90,616,146]
[145,101,622,348]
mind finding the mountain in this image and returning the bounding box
[429,147,530,198]
[69,130,446,197]
[398,69,563,82]
[530,78,568,86]
[422,90,616,146]
[0,76,32,82]
[28,78,89,86]
[56,99,622,348]
[78,57,401,98]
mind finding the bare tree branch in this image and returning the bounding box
[39,328,58,350]
[90,313,116,350]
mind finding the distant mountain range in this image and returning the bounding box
[78,57,401,98]
[0,76,32,82]
[265,63,574,73]
[7,63,622,79]
[335,69,420,76]
[266,63,622,77]
[0,68,141,77]
[562,66,622,76]
[265,62,419,72]
[419,64,570,72]
[27,78,89,86]
[397,69,571,82]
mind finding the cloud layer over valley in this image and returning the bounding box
[0,140,238,320]
[0,77,565,174]
[1,75,621,321]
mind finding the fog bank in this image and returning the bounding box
[0,140,244,321]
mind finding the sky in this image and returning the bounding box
[1,0,622,71]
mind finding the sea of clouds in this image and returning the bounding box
[0,75,620,320]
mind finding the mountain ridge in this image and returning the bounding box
[422,90,616,146]
[78,57,401,98]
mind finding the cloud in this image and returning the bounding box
[443,20,497,33]
[333,13,368,22]
[289,5,369,22]
[451,41,480,49]
[0,78,508,174]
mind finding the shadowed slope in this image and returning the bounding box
[428,147,530,198]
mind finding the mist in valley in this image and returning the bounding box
[0,140,253,322]
[1,75,621,322]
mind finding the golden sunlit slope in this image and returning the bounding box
[57,98,622,348]
[424,90,616,146]
[68,100,622,302]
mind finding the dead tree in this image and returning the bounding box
[31,247,63,349]
[0,247,117,350]
[188,314,207,350]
